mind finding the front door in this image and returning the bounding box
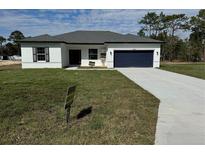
[69,50,81,65]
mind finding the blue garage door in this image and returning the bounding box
[114,50,153,67]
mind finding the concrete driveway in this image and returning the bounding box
[117,68,205,145]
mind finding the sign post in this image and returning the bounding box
[202,39,205,62]
[64,85,76,125]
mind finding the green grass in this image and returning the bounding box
[160,63,205,80]
[0,64,159,144]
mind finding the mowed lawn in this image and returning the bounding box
[160,63,205,80]
[0,65,159,144]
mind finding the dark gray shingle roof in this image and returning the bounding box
[19,31,163,44]
[19,34,64,43]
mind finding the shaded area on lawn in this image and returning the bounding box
[0,66,159,144]
[77,106,92,119]
[160,63,205,80]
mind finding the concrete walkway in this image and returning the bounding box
[65,67,114,70]
[117,68,205,144]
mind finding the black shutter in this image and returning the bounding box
[45,47,49,62]
[33,47,37,62]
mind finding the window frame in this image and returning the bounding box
[36,47,46,62]
[88,49,98,60]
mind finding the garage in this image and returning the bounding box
[114,50,154,67]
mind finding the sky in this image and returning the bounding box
[0,9,199,39]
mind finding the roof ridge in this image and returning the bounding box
[54,30,121,36]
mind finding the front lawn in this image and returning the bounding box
[0,65,159,144]
[160,63,205,80]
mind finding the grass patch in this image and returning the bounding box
[0,65,159,144]
[160,63,205,80]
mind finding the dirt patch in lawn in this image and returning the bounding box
[0,60,21,66]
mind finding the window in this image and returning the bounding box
[89,49,98,60]
[33,47,49,62]
[37,47,46,61]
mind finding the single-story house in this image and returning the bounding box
[19,30,163,69]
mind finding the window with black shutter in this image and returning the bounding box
[33,47,49,62]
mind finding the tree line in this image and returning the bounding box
[138,9,205,62]
[0,31,25,59]
[0,10,204,62]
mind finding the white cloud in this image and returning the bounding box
[0,9,199,38]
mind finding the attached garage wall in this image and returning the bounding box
[106,43,161,68]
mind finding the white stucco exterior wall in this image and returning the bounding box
[61,43,69,67]
[21,43,63,68]
[67,45,107,67]
[105,43,161,68]
[21,42,161,69]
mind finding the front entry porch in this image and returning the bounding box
[65,44,108,68]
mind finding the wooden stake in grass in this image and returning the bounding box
[202,39,205,62]
[64,85,76,125]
